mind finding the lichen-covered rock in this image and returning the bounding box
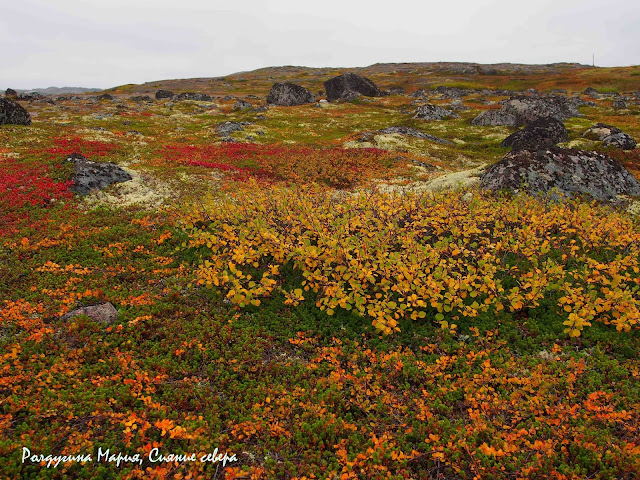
[612,99,627,109]
[215,121,244,136]
[408,89,429,98]
[583,87,601,97]
[155,90,175,100]
[471,109,518,127]
[501,117,568,151]
[414,104,459,120]
[60,302,118,325]
[0,97,31,125]
[583,123,623,141]
[602,133,637,150]
[324,73,381,102]
[97,93,114,101]
[376,126,453,144]
[232,99,252,111]
[266,82,315,106]
[67,153,132,195]
[175,92,213,102]
[434,86,470,98]
[386,86,405,95]
[480,147,640,202]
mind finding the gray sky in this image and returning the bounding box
[2,0,638,90]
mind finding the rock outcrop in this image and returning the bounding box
[0,97,31,125]
[481,147,640,202]
[324,73,381,102]
[66,153,132,195]
[266,82,316,106]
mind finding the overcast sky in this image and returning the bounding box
[2,0,638,90]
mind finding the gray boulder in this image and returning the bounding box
[216,121,244,136]
[414,104,459,120]
[324,73,381,102]
[612,99,627,109]
[583,123,622,141]
[5,88,18,99]
[500,117,568,151]
[602,133,637,150]
[434,86,469,98]
[0,97,31,125]
[61,302,118,325]
[66,153,132,195]
[130,95,153,103]
[500,95,580,125]
[471,110,518,127]
[97,94,114,101]
[481,147,640,202]
[408,89,429,98]
[266,82,315,106]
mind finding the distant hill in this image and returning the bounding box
[107,61,620,97]
[8,86,101,95]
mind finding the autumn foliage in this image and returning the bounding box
[183,184,640,337]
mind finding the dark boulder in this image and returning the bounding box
[471,110,518,127]
[324,73,381,102]
[130,95,153,103]
[5,88,18,98]
[0,97,31,125]
[266,82,316,106]
[414,104,459,120]
[66,153,132,195]
[602,133,637,150]
[175,92,213,102]
[480,147,640,202]
[155,90,175,100]
[500,117,568,151]
[97,94,114,101]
